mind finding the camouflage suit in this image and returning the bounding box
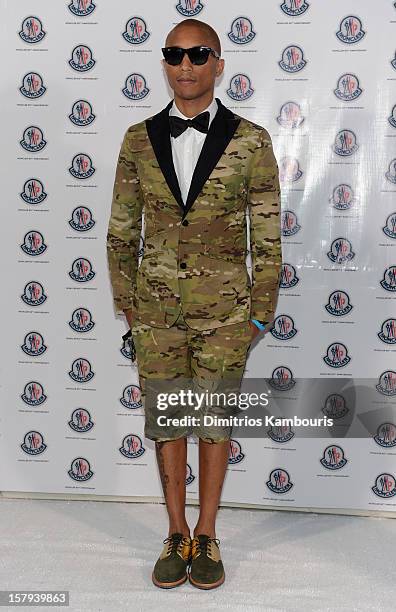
[106,98,281,442]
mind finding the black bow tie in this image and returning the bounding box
[169,111,210,138]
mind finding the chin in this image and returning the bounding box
[178,93,200,101]
[174,88,205,101]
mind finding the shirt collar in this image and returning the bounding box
[169,97,218,129]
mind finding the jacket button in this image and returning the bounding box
[182,219,189,226]
[180,262,187,269]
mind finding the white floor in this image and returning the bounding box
[1,498,395,612]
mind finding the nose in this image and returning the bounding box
[180,52,193,70]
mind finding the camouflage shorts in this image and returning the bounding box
[131,310,252,443]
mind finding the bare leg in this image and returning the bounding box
[193,439,229,538]
[155,438,190,537]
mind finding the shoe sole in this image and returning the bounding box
[188,571,225,590]
[152,571,188,589]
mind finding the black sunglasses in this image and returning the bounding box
[162,45,220,66]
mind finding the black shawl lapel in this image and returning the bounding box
[145,97,241,218]
[183,97,241,217]
[145,100,184,212]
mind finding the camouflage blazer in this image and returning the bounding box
[106,98,282,331]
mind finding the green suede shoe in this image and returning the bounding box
[189,534,225,589]
[152,533,191,588]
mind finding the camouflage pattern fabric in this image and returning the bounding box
[131,310,252,442]
[106,107,282,331]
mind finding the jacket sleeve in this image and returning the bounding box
[247,128,282,326]
[106,127,144,315]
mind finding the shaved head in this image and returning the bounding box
[162,18,225,114]
[165,19,221,55]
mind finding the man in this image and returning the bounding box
[106,19,281,590]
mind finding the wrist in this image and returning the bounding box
[251,319,266,331]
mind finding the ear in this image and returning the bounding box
[216,58,225,78]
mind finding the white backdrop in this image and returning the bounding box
[2,0,396,515]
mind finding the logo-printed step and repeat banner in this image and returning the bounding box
[1,0,396,514]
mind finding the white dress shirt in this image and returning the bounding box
[169,97,218,205]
